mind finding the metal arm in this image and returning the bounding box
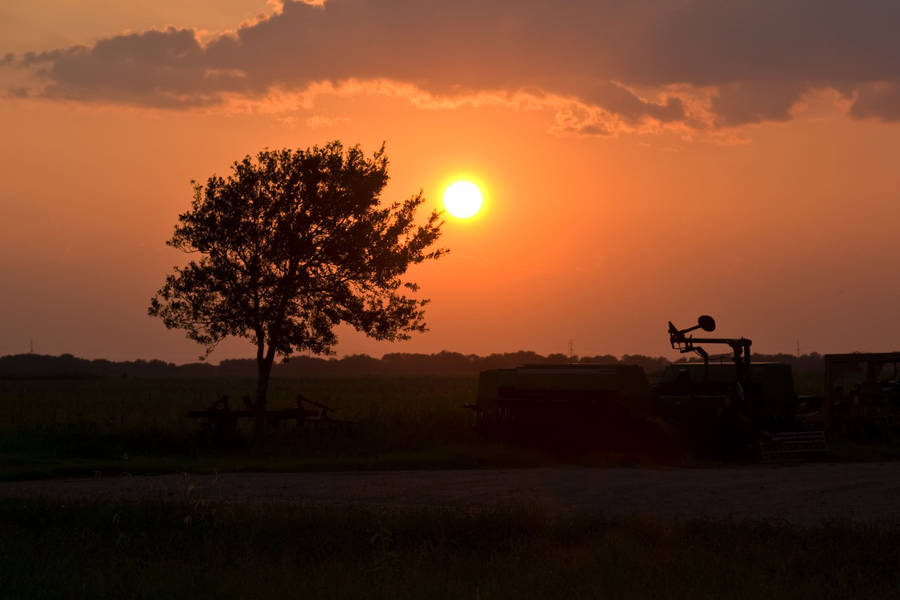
[668,316,752,384]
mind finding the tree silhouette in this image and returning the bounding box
[149,142,446,442]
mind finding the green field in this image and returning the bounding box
[0,375,580,479]
[0,375,477,434]
[2,498,899,600]
[3,373,899,480]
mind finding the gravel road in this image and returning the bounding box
[3,463,899,525]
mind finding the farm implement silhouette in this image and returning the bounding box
[472,315,829,460]
[187,394,353,440]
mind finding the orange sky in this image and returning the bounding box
[2,1,899,363]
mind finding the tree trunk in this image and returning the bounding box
[252,351,275,445]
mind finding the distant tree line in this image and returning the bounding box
[0,351,830,379]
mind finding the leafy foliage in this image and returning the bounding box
[149,142,446,359]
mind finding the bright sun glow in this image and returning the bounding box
[443,181,483,218]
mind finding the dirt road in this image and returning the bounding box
[2,463,899,524]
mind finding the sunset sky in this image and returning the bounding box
[2,0,899,363]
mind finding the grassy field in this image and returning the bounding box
[0,375,477,435]
[5,375,634,478]
[2,374,899,480]
[3,376,900,598]
[1,498,899,600]
[0,375,539,479]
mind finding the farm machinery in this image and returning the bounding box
[824,352,900,436]
[473,315,827,459]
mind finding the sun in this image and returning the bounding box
[443,181,483,219]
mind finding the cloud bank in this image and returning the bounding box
[10,0,900,134]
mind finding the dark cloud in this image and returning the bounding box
[23,28,245,108]
[851,82,900,121]
[634,0,900,85]
[586,83,685,124]
[11,0,900,130]
[711,82,809,126]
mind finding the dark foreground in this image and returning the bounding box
[3,463,900,525]
[4,466,900,599]
[1,498,898,600]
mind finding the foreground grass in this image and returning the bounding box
[0,442,562,480]
[0,375,696,479]
[0,376,489,479]
[2,375,898,479]
[1,499,899,600]
[0,376,478,436]
[0,433,690,480]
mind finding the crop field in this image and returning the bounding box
[2,371,897,480]
[0,375,477,436]
[0,375,569,478]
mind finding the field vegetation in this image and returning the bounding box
[1,358,898,480]
[2,498,899,599]
[0,375,536,479]
[3,369,900,596]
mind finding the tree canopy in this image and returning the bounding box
[149,142,445,439]
[151,141,445,356]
